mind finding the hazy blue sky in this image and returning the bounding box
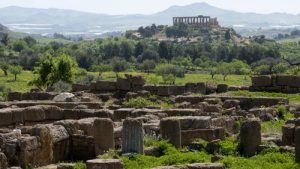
[0,0,299,15]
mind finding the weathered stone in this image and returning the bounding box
[252,75,272,87]
[295,126,300,162]
[57,163,76,169]
[178,116,211,130]
[49,124,70,162]
[282,124,295,146]
[71,134,95,160]
[114,108,134,121]
[0,108,13,126]
[122,118,144,154]
[0,152,8,169]
[203,98,222,105]
[223,100,240,109]
[157,86,185,96]
[86,159,124,169]
[53,93,75,102]
[216,84,228,93]
[181,128,225,145]
[239,119,261,157]
[160,118,181,148]
[72,83,90,92]
[187,163,225,169]
[23,106,46,122]
[94,118,115,155]
[276,75,300,88]
[144,147,162,157]
[163,109,203,116]
[185,83,206,94]
[95,81,117,92]
[204,104,222,113]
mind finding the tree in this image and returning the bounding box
[29,54,55,89]
[217,62,234,81]
[30,53,78,89]
[138,49,159,63]
[225,29,231,41]
[111,57,128,77]
[90,64,112,77]
[9,65,22,81]
[23,36,37,46]
[0,33,9,46]
[272,63,288,74]
[0,61,9,76]
[209,67,217,79]
[12,40,27,52]
[141,60,156,73]
[158,41,170,60]
[51,54,78,84]
[155,64,185,84]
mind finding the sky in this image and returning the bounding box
[0,0,299,15]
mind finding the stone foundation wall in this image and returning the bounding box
[250,75,300,93]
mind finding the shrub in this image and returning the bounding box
[52,80,72,92]
[124,97,157,108]
[219,137,238,156]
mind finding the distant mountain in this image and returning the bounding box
[0,3,300,35]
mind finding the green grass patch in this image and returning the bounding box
[222,152,298,169]
[229,90,300,104]
[0,70,34,92]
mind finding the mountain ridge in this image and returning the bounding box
[0,3,300,35]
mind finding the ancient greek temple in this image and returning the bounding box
[173,15,219,27]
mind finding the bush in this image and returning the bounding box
[52,80,72,92]
[124,97,157,108]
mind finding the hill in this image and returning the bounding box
[0,3,300,35]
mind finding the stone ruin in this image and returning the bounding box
[1,74,300,169]
[173,15,219,28]
[250,75,300,93]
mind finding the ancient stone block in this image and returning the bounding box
[95,81,117,92]
[204,104,222,113]
[94,118,115,155]
[0,109,13,126]
[122,118,144,154]
[0,152,8,169]
[251,75,272,87]
[7,92,22,101]
[223,99,240,109]
[181,128,225,145]
[216,84,228,93]
[282,124,295,146]
[178,116,211,130]
[72,83,90,92]
[295,126,300,162]
[276,75,300,88]
[113,108,134,121]
[157,86,185,96]
[187,163,225,169]
[163,109,202,116]
[185,83,206,94]
[86,159,124,169]
[239,119,261,157]
[160,118,181,149]
[23,106,46,122]
[117,78,131,91]
[49,124,70,162]
[71,134,95,161]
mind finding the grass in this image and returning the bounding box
[229,90,300,104]
[118,138,299,169]
[0,70,251,93]
[92,72,251,86]
[0,70,34,92]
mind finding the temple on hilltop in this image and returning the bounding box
[173,15,219,27]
